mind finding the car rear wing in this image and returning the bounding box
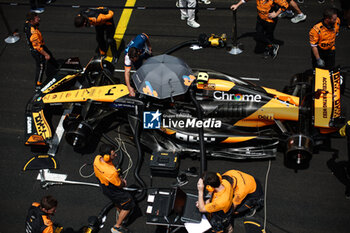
[314,68,342,130]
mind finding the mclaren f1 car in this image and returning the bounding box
[24,55,347,169]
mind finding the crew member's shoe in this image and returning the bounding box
[279,10,294,18]
[291,13,306,23]
[187,20,200,28]
[200,0,211,4]
[35,86,42,92]
[111,226,130,233]
[271,44,279,59]
[246,208,257,217]
[31,8,45,14]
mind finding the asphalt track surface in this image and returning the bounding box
[0,0,350,233]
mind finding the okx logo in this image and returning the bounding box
[143,110,161,129]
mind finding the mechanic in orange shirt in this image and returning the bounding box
[231,0,289,59]
[223,170,264,217]
[24,12,58,89]
[25,196,58,233]
[309,8,340,70]
[197,172,234,233]
[75,7,118,61]
[93,144,135,233]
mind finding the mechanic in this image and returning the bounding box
[93,144,135,233]
[197,172,234,233]
[223,170,264,217]
[309,8,340,70]
[74,7,118,61]
[231,0,289,59]
[124,33,152,97]
[25,195,58,233]
[278,0,306,24]
[24,12,58,89]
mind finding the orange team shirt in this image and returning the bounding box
[93,155,122,187]
[42,215,54,233]
[204,179,234,214]
[88,7,114,26]
[30,26,44,53]
[309,17,340,51]
[31,202,54,233]
[256,0,289,23]
[223,170,257,207]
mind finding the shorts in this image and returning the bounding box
[101,185,135,210]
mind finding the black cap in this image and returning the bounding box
[99,144,115,155]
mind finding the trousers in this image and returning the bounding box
[179,0,196,21]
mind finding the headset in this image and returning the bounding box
[103,154,111,162]
[205,173,222,192]
[100,144,115,162]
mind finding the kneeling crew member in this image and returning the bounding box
[25,195,58,233]
[197,172,234,233]
[93,144,134,233]
[223,170,264,216]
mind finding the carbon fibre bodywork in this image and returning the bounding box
[24,57,346,168]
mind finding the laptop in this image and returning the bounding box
[150,187,202,223]
[172,187,202,223]
[151,189,175,217]
[180,192,202,223]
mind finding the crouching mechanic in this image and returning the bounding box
[223,170,264,217]
[74,7,118,60]
[197,172,234,233]
[93,144,135,233]
[124,33,152,96]
[25,195,60,233]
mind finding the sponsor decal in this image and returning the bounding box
[110,102,135,109]
[175,132,216,142]
[258,115,274,121]
[213,91,262,102]
[163,118,221,128]
[322,77,327,118]
[27,116,32,134]
[182,75,196,86]
[142,81,158,97]
[65,58,79,65]
[204,83,216,90]
[144,110,222,129]
[333,72,341,118]
[41,78,56,92]
[42,74,78,94]
[144,110,161,129]
[33,111,50,137]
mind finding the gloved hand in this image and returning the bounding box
[316,58,325,67]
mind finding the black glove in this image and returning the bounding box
[316,58,325,67]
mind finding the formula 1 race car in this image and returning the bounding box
[24,55,347,169]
